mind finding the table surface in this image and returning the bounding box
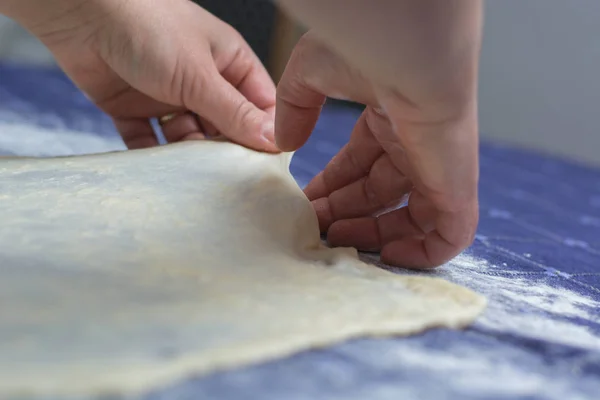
[1,63,600,400]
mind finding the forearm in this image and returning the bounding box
[275,0,482,111]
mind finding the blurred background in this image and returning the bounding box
[1,0,598,166]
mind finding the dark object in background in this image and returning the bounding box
[192,0,276,66]
[192,0,364,111]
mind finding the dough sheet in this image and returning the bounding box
[0,141,486,398]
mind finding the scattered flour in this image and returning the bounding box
[443,253,600,350]
[334,336,600,400]
[363,251,600,350]
[0,120,124,157]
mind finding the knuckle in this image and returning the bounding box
[277,69,314,110]
[344,148,364,175]
[441,191,476,214]
[180,67,210,108]
[365,107,393,136]
[428,204,478,268]
[229,101,260,135]
[276,76,310,106]
[362,177,385,210]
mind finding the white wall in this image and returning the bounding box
[479,0,600,166]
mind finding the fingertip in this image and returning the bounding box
[258,119,280,153]
[227,110,279,153]
[273,120,313,152]
[274,131,299,153]
[274,98,322,152]
[261,119,275,140]
[189,69,279,153]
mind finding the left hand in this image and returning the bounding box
[14,0,277,151]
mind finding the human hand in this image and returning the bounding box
[276,33,479,268]
[10,0,276,151]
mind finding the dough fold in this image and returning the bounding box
[0,141,486,398]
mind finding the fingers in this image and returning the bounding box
[325,192,478,268]
[305,106,409,233]
[115,112,208,150]
[312,153,412,231]
[111,95,185,149]
[159,113,206,143]
[209,41,275,142]
[196,116,219,138]
[380,200,478,268]
[113,118,159,150]
[304,110,383,200]
[304,107,392,201]
[169,26,278,151]
[218,41,276,113]
[182,65,278,153]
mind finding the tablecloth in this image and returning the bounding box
[1,62,599,400]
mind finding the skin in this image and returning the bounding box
[274,0,483,268]
[0,0,482,268]
[1,0,278,151]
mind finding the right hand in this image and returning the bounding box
[275,33,480,269]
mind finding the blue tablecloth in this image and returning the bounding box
[1,63,599,400]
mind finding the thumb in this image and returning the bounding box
[275,33,378,152]
[184,67,278,152]
[275,80,326,152]
[274,37,326,152]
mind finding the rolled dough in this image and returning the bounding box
[0,141,486,398]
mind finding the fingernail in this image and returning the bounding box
[261,120,276,144]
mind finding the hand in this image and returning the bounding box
[14,0,277,151]
[276,33,479,268]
